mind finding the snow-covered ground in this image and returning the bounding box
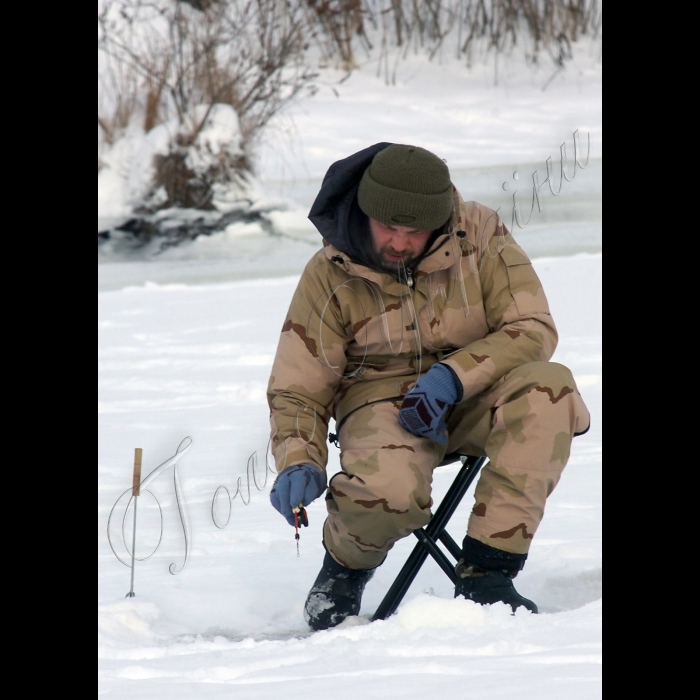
[98,42,601,699]
[98,255,602,698]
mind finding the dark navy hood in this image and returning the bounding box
[308,142,392,266]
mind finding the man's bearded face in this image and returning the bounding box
[369,219,432,272]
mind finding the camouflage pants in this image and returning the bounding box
[323,361,590,570]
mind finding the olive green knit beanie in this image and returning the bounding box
[357,144,453,231]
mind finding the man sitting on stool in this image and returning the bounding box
[267,143,590,630]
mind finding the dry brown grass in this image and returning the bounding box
[99,0,316,207]
[287,1,602,85]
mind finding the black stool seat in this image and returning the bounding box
[372,454,487,621]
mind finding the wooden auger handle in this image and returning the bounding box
[132,448,143,497]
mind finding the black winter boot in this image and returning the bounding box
[304,552,375,631]
[454,536,537,614]
[454,561,538,613]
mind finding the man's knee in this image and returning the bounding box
[501,362,586,416]
[519,362,589,432]
[507,360,576,390]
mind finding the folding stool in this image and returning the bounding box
[372,454,487,621]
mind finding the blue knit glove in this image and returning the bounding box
[270,464,326,526]
[398,364,462,445]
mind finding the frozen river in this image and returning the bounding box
[98,156,601,291]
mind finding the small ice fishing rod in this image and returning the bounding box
[292,505,308,556]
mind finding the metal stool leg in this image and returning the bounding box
[438,531,462,560]
[372,455,486,621]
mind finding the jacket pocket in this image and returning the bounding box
[498,244,551,316]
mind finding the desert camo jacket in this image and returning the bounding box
[268,189,558,475]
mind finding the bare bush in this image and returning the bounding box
[304,1,601,79]
[98,0,317,185]
[98,0,321,247]
[144,120,254,212]
[301,0,366,68]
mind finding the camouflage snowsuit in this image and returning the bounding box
[268,190,590,570]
